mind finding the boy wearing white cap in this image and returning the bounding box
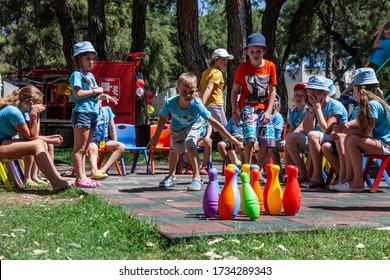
[230,33,277,164]
[300,76,348,190]
[200,48,234,128]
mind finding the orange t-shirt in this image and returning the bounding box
[234,60,277,110]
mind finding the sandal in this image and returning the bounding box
[23,180,41,188]
[33,178,51,187]
[90,171,108,180]
[75,178,101,188]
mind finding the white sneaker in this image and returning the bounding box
[159,176,177,187]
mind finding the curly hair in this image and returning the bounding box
[357,84,390,137]
[0,85,43,109]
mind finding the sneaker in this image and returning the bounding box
[159,176,177,187]
[199,166,208,175]
[187,179,204,191]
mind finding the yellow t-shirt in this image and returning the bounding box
[200,67,225,106]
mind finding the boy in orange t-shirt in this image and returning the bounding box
[230,33,277,164]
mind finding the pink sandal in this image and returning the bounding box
[75,178,101,188]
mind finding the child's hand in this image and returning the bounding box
[260,111,271,124]
[104,94,119,105]
[234,135,243,141]
[229,136,243,150]
[48,134,64,146]
[147,136,158,150]
[232,112,240,125]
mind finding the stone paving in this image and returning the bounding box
[80,162,390,241]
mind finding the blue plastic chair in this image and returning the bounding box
[115,124,151,174]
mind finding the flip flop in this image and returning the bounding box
[90,171,108,180]
[23,180,41,188]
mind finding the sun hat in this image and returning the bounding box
[245,33,267,50]
[275,94,281,101]
[73,41,97,58]
[305,76,332,92]
[324,78,336,97]
[352,67,379,85]
[211,48,234,60]
[294,83,307,91]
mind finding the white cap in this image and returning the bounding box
[211,48,234,60]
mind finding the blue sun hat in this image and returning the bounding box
[245,33,267,50]
[73,41,97,57]
[352,68,379,85]
[275,94,281,101]
[305,76,332,92]
[324,78,335,97]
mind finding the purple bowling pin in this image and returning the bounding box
[203,168,220,218]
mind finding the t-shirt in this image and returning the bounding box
[0,105,26,140]
[69,71,99,114]
[368,100,390,143]
[369,38,390,66]
[93,106,115,139]
[234,60,277,110]
[321,98,348,124]
[200,67,225,106]
[159,95,211,129]
[288,107,306,128]
[199,118,209,138]
[225,117,244,137]
[271,112,285,141]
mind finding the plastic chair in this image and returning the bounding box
[149,124,170,175]
[0,159,25,191]
[97,148,125,176]
[362,154,390,193]
[115,124,151,174]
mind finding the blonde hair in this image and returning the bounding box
[356,85,390,137]
[178,72,197,88]
[0,85,43,109]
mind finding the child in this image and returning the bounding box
[230,33,277,164]
[0,85,70,193]
[300,76,348,189]
[341,20,390,96]
[147,72,242,191]
[200,48,234,128]
[70,41,118,188]
[264,94,285,169]
[331,68,390,192]
[217,116,245,167]
[88,101,125,179]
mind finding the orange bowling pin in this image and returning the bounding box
[218,166,235,220]
[251,168,264,214]
[267,164,283,215]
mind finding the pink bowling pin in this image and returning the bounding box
[203,168,220,218]
[241,172,260,220]
[263,163,273,213]
[251,168,264,214]
[282,165,302,216]
[218,167,235,220]
[267,164,283,215]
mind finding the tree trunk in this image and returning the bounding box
[262,0,288,118]
[131,0,147,52]
[130,0,148,125]
[87,0,107,61]
[225,0,247,117]
[325,0,335,78]
[177,0,207,80]
[54,0,76,74]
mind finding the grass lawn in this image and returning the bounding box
[0,148,389,260]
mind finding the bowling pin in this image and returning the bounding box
[241,172,260,220]
[203,168,220,218]
[231,165,241,218]
[267,164,283,215]
[250,164,260,184]
[251,168,264,214]
[263,163,273,213]
[218,166,235,220]
[282,165,302,216]
[241,164,250,175]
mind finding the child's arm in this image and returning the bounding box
[208,117,243,149]
[201,81,215,105]
[261,84,276,124]
[147,116,168,149]
[230,83,241,124]
[373,24,384,49]
[108,119,117,141]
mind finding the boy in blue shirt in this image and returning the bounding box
[148,72,242,191]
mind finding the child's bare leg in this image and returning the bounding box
[186,146,201,181]
[244,141,254,164]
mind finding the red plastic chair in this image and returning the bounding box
[362,154,390,193]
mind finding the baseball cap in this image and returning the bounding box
[352,67,379,85]
[211,48,234,60]
[245,33,267,50]
[73,41,97,58]
[305,76,332,92]
[294,83,307,91]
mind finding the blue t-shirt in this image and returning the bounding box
[288,107,306,128]
[368,100,390,143]
[159,95,211,129]
[271,112,285,141]
[199,118,209,138]
[349,106,358,121]
[225,117,244,137]
[93,106,115,139]
[0,105,26,140]
[322,98,348,124]
[70,71,99,114]
[369,38,390,66]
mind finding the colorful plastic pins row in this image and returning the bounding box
[202,163,302,220]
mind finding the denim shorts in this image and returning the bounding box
[71,111,98,130]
